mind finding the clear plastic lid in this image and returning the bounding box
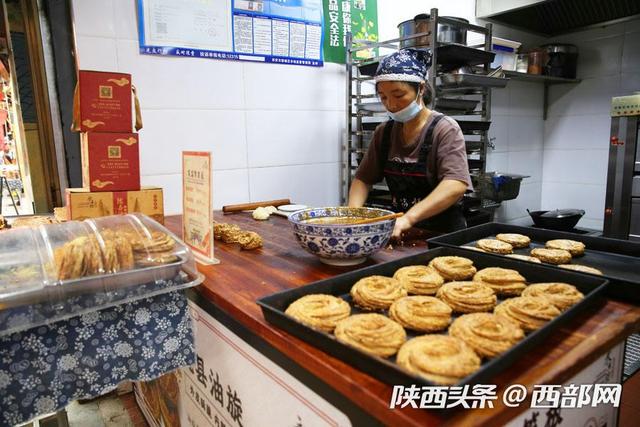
[0,214,200,334]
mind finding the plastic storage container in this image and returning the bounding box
[0,213,203,335]
[490,37,521,71]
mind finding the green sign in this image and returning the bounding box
[322,0,378,64]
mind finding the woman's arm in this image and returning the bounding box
[392,179,467,238]
[348,178,372,207]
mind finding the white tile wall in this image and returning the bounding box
[248,163,341,207]
[547,75,622,117]
[542,150,609,185]
[508,150,543,183]
[544,115,611,151]
[543,20,640,232]
[246,110,341,167]
[495,182,542,223]
[76,36,118,70]
[138,110,248,176]
[507,116,544,152]
[72,0,115,38]
[71,0,345,213]
[575,36,623,79]
[509,82,544,118]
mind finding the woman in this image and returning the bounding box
[348,48,472,238]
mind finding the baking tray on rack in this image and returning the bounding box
[427,222,640,303]
[439,73,509,88]
[436,45,496,71]
[258,246,608,390]
[435,98,479,113]
[0,258,188,309]
[456,120,491,133]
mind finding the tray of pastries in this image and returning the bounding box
[427,222,640,303]
[257,247,607,388]
[0,213,202,310]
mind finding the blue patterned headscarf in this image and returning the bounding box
[374,48,432,83]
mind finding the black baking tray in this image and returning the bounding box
[455,120,492,133]
[435,98,479,113]
[436,45,496,71]
[427,222,640,302]
[257,247,607,390]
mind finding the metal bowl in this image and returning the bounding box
[288,207,396,266]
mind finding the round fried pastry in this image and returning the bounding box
[428,256,477,281]
[393,265,444,295]
[389,296,452,332]
[436,281,497,313]
[449,313,524,358]
[476,239,513,254]
[546,239,585,257]
[334,313,406,357]
[530,248,572,265]
[521,282,584,311]
[494,296,560,332]
[350,276,407,310]
[473,267,527,297]
[496,233,531,248]
[396,335,481,385]
[285,294,350,333]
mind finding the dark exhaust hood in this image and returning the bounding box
[477,0,640,36]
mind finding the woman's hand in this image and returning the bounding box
[392,215,413,240]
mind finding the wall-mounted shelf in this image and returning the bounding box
[502,71,581,120]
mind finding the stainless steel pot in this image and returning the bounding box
[438,17,468,44]
[398,14,431,48]
[398,15,468,48]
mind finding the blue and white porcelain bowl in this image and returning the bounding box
[288,207,396,266]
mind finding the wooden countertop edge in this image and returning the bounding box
[448,303,640,426]
[194,284,436,426]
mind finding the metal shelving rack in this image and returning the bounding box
[342,9,502,220]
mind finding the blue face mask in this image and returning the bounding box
[387,91,423,123]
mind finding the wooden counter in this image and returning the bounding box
[165,214,640,426]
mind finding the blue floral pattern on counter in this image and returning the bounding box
[0,290,195,426]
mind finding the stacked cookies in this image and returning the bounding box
[283,254,585,386]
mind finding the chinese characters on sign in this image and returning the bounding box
[322,0,378,64]
[186,355,245,427]
[389,384,622,410]
[138,0,323,67]
[182,151,216,264]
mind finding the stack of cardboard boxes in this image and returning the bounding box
[66,71,164,224]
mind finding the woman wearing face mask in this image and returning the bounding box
[348,48,472,238]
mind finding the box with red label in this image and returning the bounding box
[74,70,135,132]
[81,132,140,192]
[65,187,164,224]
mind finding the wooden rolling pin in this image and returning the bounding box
[222,199,291,214]
[351,212,403,225]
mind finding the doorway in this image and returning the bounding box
[0,0,63,216]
